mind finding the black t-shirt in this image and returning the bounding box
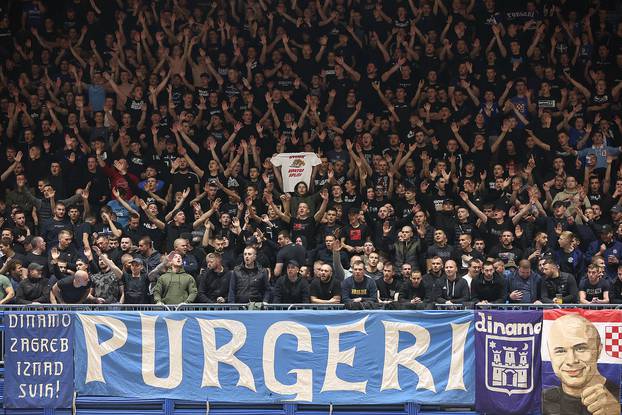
[482,218,514,249]
[291,217,317,248]
[376,278,401,301]
[309,276,342,301]
[276,243,307,267]
[542,380,620,415]
[165,222,193,252]
[56,276,91,304]
[171,171,200,194]
[579,278,610,301]
[125,98,146,123]
[341,223,370,247]
[489,245,523,264]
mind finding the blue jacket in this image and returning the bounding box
[505,271,541,303]
[341,276,378,303]
[586,240,622,280]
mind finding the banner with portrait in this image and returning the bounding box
[541,309,622,415]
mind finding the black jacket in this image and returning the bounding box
[273,276,310,303]
[228,265,271,303]
[14,277,50,304]
[610,278,622,304]
[423,272,446,304]
[197,268,230,303]
[471,273,507,303]
[398,281,426,303]
[436,276,470,304]
[540,272,578,304]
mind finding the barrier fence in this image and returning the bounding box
[0,304,622,415]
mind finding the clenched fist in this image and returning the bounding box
[581,384,620,415]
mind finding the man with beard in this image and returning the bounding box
[197,252,230,303]
[470,261,507,305]
[310,263,342,304]
[274,230,306,278]
[135,236,161,274]
[398,270,427,309]
[540,259,578,304]
[376,261,401,304]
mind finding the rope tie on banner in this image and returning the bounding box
[72,391,77,415]
[329,402,333,415]
[206,400,210,415]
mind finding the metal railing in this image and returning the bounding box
[0,303,174,312]
[173,303,346,311]
[434,303,622,310]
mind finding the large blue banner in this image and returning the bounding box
[474,310,542,415]
[74,310,474,404]
[3,312,74,408]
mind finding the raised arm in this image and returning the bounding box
[313,188,329,222]
[459,191,488,223]
[565,72,591,99]
[137,199,166,230]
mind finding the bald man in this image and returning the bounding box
[543,314,620,415]
[51,270,97,304]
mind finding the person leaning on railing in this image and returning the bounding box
[539,259,578,304]
[50,270,94,304]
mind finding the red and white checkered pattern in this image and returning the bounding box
[605,326,622,358]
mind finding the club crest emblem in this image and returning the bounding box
[485,335,534,396]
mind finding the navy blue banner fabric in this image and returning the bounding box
[4,312,74,408]
[475,310,542,415]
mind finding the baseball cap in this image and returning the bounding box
[246,236,259,246]
[130,258,144,266]
[287,260,300,268]
[600,224,613,234]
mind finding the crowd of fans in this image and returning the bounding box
[0,0,621,309]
